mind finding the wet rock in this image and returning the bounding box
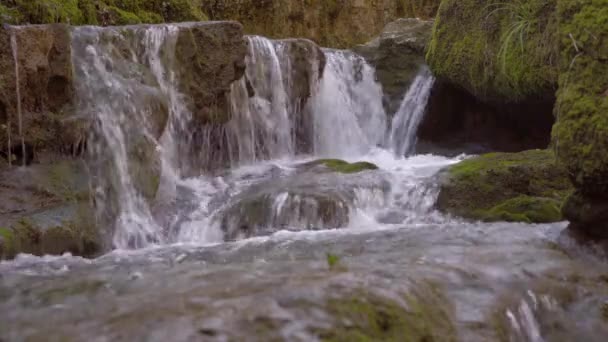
[436,150,573,223]
[217,161,387,240]
[174,21,247,125]
[0,24,83,160]
[0,159,100,259]
[355,18,434,115]
[552,0,608,237]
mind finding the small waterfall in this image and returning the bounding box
[9,28,24,167]
[389,68,435,157]
[224,36,295,164]
[311,50,387,157]
[72,25,187,249]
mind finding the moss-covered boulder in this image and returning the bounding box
[436,150,573,223]
[552,0,608,237]
[204,0,441,49]
[355,18,435,115]
[426,0,559,102]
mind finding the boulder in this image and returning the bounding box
[216,159,387,240]
[552,0,608,237]
[420,0,558,155]
[426,0,558,103]
[436,150,573,223]
[355,18,434,115]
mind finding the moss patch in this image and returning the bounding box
[426,0,558,102]
[437,149,573,223]
[314,159,379,174]
[317,286,456,341]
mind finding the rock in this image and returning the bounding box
[204,0,441,48]
[355,18,434,115]
[0,24,83,161]
[426,0,558,103]
[217,160,387,240]
[436,150,573,223]
[174,21,247,125]
[552,0,608,237]
[0,159,100,259]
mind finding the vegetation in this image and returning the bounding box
[437,150,573,223]
[314,159,379,174]
[0,0,207,25]
[426,0,558,102]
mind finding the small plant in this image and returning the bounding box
[326,252,341,270]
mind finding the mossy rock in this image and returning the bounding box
[437,149,573,223]
[426,0,559,102]
[313,159,379,174]
[316,285,456,341]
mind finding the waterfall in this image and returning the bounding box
[9,28,23,167]
[311,49,387,157]
[389,68,435,157]
[224,36,295,164]
[72,25,187,249]
[71,23,434,248]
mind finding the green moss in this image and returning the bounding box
[426,0,558,102]
[437,150,573,223]
[318,286,456,341]
[0,0,208,25]
[478,196,562,223]
[315,159,379,174]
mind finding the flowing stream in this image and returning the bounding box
[1,24,608,341]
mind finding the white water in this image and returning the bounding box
[312,49,387,157]
[390,67,435,156]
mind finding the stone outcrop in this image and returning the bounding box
[0,24,80,162]
[204,0,441,48]
[420,0,558,155]
[553,0,608,238]
[355,18,434,115]
[436,150,572,223]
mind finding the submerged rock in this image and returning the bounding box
[217,160,386,240]
[552,0,608,238]
[355,18,434,115]
[436,150,573,223]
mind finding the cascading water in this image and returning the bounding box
[311,49,387,157]
[224,36,295,164]
[72,25,186,249]
[389,67,435,156]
